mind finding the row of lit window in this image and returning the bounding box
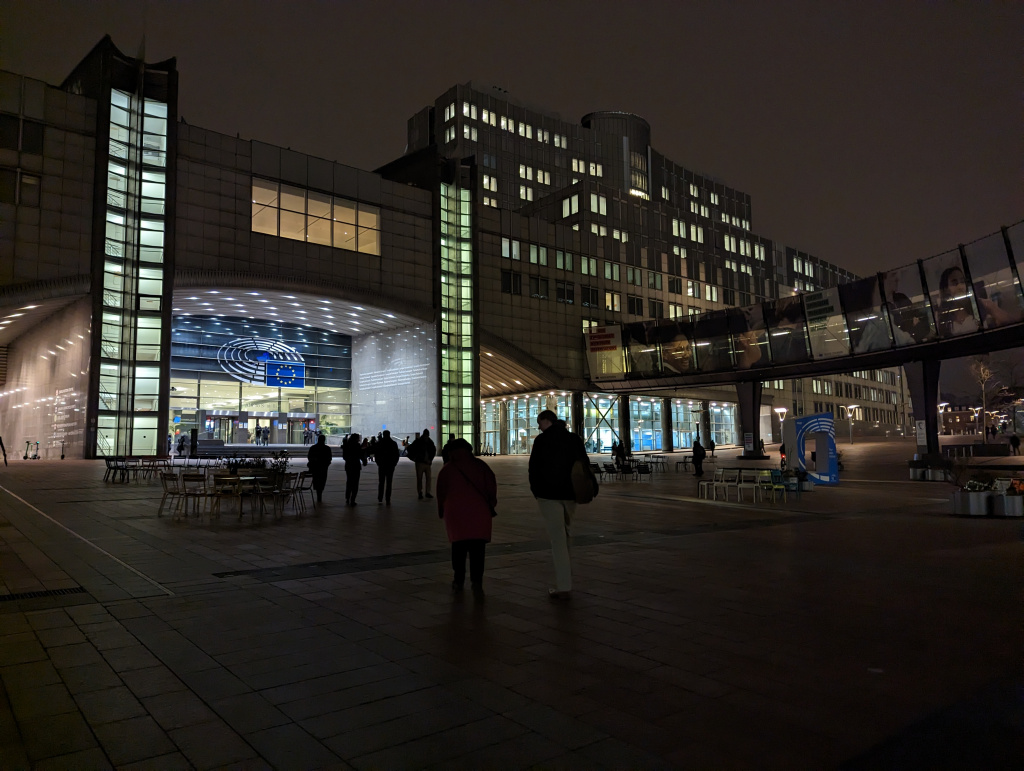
[446,101,568,149]
[251,179,381,255]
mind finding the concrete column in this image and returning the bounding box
[571,391,585,437]
[905,359,942,456]
[735,381,765,458]
[661,397,673,452]
[499,400,509,455]
[699,400,711,444]
[618,395,631,454]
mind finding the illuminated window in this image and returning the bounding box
[605,291,621,312]
[603,262,620,281]
[561,194,579,218]
[589,193,607,215]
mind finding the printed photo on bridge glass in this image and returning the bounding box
[651,319,697,374]
[729,304,770,369]
[961,231,1024,329]
[922,249,980,339]
[623,322,661,376]
[880,264,935,346]
[764,296,810,364]
[802,286,851,360]
[693,311,734,373]
[839,276,894,354]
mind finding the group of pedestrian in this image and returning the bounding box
[252,425,271,446]
[302,427,317,446]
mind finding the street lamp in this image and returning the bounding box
[774,406,787,443]
[841,404,859,444]
[969,406,981,436]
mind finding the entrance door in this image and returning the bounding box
[214,418,234,442]
[287,420,308,444]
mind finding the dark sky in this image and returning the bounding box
[2,0,1021,278]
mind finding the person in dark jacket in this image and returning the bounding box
[528,410,589,600]
[306,434,333,505]
[407,429,437,500]
[441,433,458,464]
[692,438,706,477]
[341,433,366,506]
[374,430,401,505]
[436,439,497,600]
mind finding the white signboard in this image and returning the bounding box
[585,326,625,381]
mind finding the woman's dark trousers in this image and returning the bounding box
[451,539,486,587]
[344,465,361,504]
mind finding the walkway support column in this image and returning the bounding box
[699,400,711,445]
[735,381,764,458]
[499,400,509,455]
[571,392,584,437]
[619,395,631,454]
[904,359,941,456]
[661,397,673,452]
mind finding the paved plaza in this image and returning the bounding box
[0,441,1021,769]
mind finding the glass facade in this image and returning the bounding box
[96,88,168,456]
[670,401,700,450]
[629,396,663,451]
[168,316,351,444]
[506,394,572,455]
[582,392,619,454]
[439,181,475,443]
[709,402,738,446]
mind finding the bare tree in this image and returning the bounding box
[970,356,994,441]
[991,350,1024,433]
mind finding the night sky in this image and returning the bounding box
[2,0,1021,279]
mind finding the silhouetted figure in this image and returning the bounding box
[441,433,458,464]
[529,410,589,600]
[708,437,716,457]
[1009,434,1020,455]
[692,439,706,477]
[375,430,400,504]
[437,438,496,600]
[614,440,627,469]
[407,429,437,500]
[342,433,366,505]
[0,435,7,466]
[306,434,333,505]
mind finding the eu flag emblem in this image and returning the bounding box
[266,360,305,388]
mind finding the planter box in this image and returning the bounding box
[925,468,949,482]
[993,495,1024,517]
[952,490,993,516]
[909,467,926,481]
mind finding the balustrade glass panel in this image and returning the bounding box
[803,286,850,359]
[764,296,810,363]
[652,318,697,374]
[962,231,1024,328]
[730,304,770,369]
[880,263,935,345]
[922,249,978,338]
[1007,222,1024,283]
[840,276,893,353]
[624,322,660,376]
[694,311,733,372]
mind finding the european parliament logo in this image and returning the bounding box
[217,337,306,388]
[266,360,305,388]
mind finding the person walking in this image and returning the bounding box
[407,429,437,500]
[529,409,589,600]
[306,434,333,505]
[176,434,187,458]
[1010,434,1021,456]
[614,439,627,469]
[708,436,716,457]
[375,430,400,505]
[341,433,366,506]
[436,438,497,600]
[692,437,706,477]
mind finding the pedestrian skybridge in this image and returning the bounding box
[588,222,1024,392]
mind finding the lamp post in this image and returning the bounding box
[841,404,859,444]
[938,402,949,436]
[774,406,787,443]
[969,406,981,437]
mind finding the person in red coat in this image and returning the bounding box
[435,438,497,600]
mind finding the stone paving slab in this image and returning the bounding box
[0,441,1021,768]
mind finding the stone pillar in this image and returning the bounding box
[571,392,585,437]
[619,395,631,455]
[905,359,941,456]
[661,397,674,452]
[699,400,711,444]
[499,400,509,455]
[735,381,764,458]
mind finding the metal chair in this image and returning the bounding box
[736,469,761,502]
[632,462,654,481]
[294,471,315,512]
[767,469,789,503]
[699,468,722,499]
[714,468,739,501]
[179,473,208,519]
[157,472,183,517]
[209,473,241,518]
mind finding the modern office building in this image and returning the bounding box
[0,38,910,459]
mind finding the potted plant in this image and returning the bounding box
[952,474,995,516]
